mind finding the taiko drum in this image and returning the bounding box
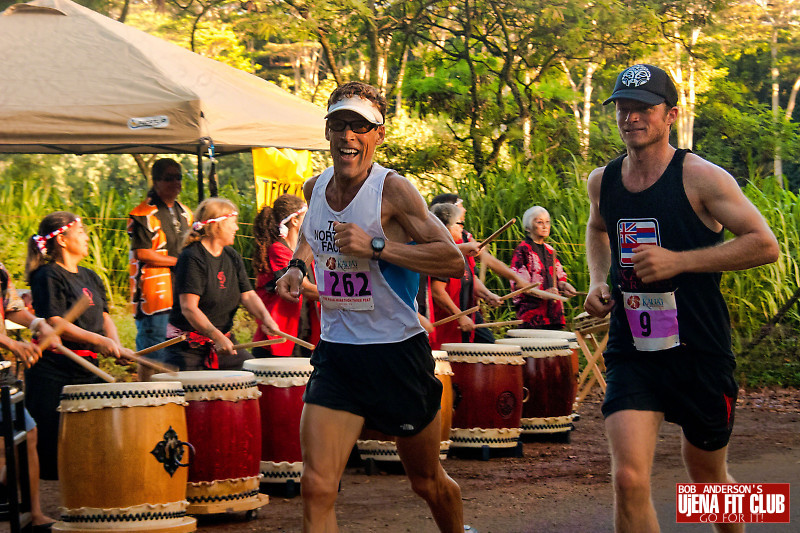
[54,382,196,533]
[506,328,580,375]
[441,343,525,449]
[242,358,312,485]
[497,337,576,436]
[153,371,266,514]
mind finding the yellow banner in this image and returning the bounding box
[252,147,314,210]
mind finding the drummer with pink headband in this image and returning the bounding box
[252,194,319,357]
[163,197,281,371]
[25,211,134,480]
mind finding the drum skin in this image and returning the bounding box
[449,361,523,430]
[58,385,189,510]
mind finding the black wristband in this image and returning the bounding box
[288,258,307,277]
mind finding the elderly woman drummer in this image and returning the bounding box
[510,206,577,330]
[163,198,281,371]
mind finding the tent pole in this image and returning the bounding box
[197,146,205,203]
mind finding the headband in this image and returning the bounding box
[278,205,308,238]
[32,217,81,256]
[192,211,238,232]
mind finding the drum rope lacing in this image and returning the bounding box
[188,487,260,504]
[60,388,186,401]
[60,509,187,523]
[183,381,258,392]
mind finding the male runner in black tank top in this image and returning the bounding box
[584,64,779,533]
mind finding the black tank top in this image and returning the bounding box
[599,149,733,360]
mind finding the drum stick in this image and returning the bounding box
[473,319,524,329]
[231,338,287,351]
[430,305,481,328]
[38,294,91,351]
[528,287,569,302]
[53,344,115,383]
[498,282,541,302]
[125,353,178,374]
[133,335,187,357]
[430,283,541,329]
[273,331,316,351]
[477,218,516,250]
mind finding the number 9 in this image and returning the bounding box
[640,312,651,337]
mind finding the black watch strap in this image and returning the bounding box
[288,258,307,277]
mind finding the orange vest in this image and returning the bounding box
[128,198,192,316]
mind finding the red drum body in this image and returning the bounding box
[441,343,524,449]
[153,371,267,515]
[54,382,196,533]
[497,338,576,435]
[242,358,312,485]
[506,328,580,376]
[357,350,451,463]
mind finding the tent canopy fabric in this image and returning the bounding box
[0,0,328,155]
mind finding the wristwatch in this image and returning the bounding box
[287,258,307,277]
[370,237,385,260]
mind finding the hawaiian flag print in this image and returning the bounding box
[618,218,660,266]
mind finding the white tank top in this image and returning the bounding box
[304,163,424,344]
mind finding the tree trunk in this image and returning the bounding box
[395,45,409,116]
[771,26,784,187]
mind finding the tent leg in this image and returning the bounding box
[197,147,205,203]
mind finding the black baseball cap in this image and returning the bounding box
[603,64,678,107]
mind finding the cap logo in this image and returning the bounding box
[621,65,651,88]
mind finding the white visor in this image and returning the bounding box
[325,96,384,125]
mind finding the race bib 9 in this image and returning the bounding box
[623,291,679,351]
[317,253,374,311]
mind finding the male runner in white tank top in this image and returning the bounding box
[277,82,467,532]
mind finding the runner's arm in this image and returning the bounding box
[584,167,614,317]
[631,159,779,283]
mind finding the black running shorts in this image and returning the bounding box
[303,333,442,437]
[601,347,738,451]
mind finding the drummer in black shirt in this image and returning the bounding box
[25,211,134,480]
[164,198,280,371]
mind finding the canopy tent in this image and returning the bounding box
[0,0,328,156]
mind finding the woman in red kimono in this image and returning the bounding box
[252,194,319,356]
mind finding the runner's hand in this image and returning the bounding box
[585,283,613,318]
[333,222,371,258]
[277,268,303,303]
[631,244,682,283]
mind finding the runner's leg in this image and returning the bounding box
[606,409,663,532]
[682,439,743,533]
[397,412,463,533]
[300,403,364,533]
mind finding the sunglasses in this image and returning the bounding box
[156,173,183,182]
[455,221,464,226]
[327,118,379,134]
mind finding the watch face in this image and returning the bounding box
[371,237,385,252]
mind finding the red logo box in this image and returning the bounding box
[676,483,790,523]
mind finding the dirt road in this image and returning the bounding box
[17,389,800,533]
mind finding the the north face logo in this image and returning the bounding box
[622,65,651,87]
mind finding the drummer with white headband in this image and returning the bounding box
[163,198,281,371]
[251,194,318,357]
